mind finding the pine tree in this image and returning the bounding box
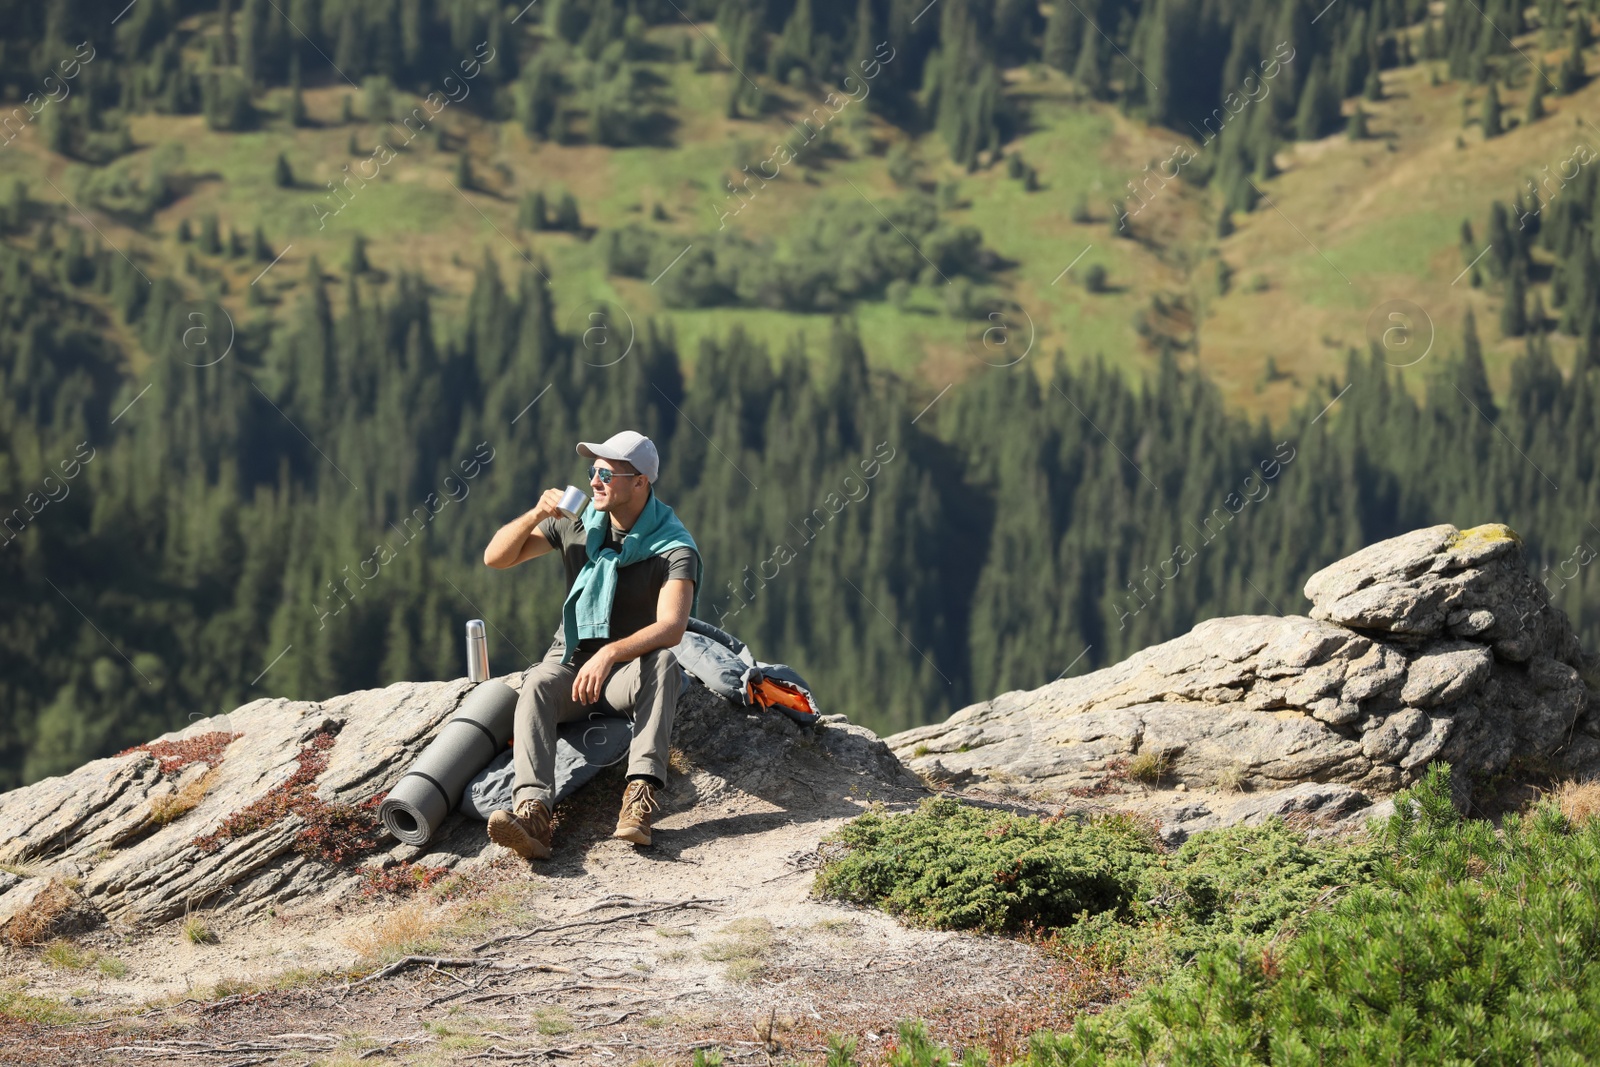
[1294,59,1339,141]
[1527,66,1548,121]
[1111,199,1131,237]
[849,0,877,76]
[1043,4,1076,72]
[199,213,221,254]
[274,151,293,188]
[1481,82,1503,137]
[1502,262,1528,335]
[347,233,369,276]
[454,152,473,191]
[1455,307,1499,418]
[1558,34,1588,94]
[334,6,361,82]
[1073,33,1105,101]
[775,0,815,83]
[553,191,580,231]
[1486,201,1513,278]
[219,0,235,66]
[1349,103,1369,140]
[519,190,547,231]
[287,52,307,127]
[252,224,271,261]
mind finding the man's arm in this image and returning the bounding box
[483,488,567,568]
[571,578,694,704]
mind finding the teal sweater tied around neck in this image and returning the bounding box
[559,492,701,664]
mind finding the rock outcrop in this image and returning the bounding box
[890,524,1600,836]
[0,673,915,939]
[5,522,1596,941]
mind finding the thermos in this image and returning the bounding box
[466,619,489,682]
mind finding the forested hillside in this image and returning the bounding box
[5,0,1600,786]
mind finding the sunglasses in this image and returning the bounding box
[588,465,640,485]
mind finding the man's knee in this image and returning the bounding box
[642,648,681,688]
[520,663,566,709]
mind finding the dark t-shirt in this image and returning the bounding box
[537,509,698,660]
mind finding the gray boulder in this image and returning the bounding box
[891,524,1600,837]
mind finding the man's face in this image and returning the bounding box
[590,459,647,512]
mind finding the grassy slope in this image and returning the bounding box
[7,20,1599,420]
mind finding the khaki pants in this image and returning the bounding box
[511,643,681,809]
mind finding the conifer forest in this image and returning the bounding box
[6,0,1600,789]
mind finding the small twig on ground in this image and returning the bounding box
[349,956,570,990]
[469,1043,634,1061]
[434,961,476,987]
[452,982,646,1008]
[472,897,724,953]
[353,1031,433,1060]
[422,974,492,1010]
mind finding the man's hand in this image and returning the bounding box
[572,644,620,705]
[531,487,566,524]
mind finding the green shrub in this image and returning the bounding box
[817,794,1382,972]
[1022,763,1600,1065]
[814,796,1162,933]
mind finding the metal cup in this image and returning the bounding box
[558,485,588,520]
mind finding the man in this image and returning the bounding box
[481,430,701,860]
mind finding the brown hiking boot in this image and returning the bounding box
[487,798,553,860]
[612,779,660,846]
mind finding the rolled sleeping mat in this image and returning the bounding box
[379,679,518,846]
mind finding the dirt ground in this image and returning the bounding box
[2,754,1123,1067]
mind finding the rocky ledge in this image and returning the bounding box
[0,673,914,941]
[889,524,1600,839]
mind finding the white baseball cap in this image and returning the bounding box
[577,430,660,483]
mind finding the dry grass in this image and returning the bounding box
[35,936,129,977]
[1215,764,1250,794]
[1553,779,1600,825]
[435,882,532,941]
[425,1015,495,1050]
[40,938,95,970]
[531,1006,574,1035]
[0,981,88,1026]
[701,918,774,982]
[2,879,81,947]
[0,862,40,879]
[148,769,219,826]
[1127,749,1172,785]
[182,912,218,945]
[345,901,445,966]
